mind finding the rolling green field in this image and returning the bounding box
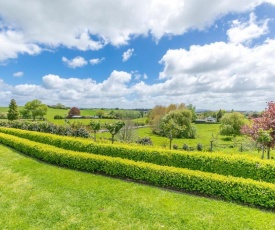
[0,106,269,158]
[1,144,275,229]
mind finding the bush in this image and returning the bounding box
[197,143,203,151]
[0,112,7,119]
[0,132,275,209]
[172,144,178,150]
[2,127,275,184]
[0,120,89,138]
[136,137,153,145]
[182,143,189,151]
[54,115,64,119]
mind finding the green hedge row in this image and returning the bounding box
[1,127,275,184]
[0,132,275,209]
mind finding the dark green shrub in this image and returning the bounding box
[0,120,89,138]
[136,137,153,145]
[173,144,178,150]
[183,143,189,151]
[54,115,64,119]
[197,143,203,151]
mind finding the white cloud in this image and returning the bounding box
[122,48,134,62]
[0,30,41,62]
[13,71,24,77]
[62,56,87,68]
[153,38,275,109]
[0,0,273,61]
[227,12,269,45]
[90,57,105,65]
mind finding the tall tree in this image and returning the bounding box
[7,99,19,121]
[106,121,125,144]
[24,99,48,120]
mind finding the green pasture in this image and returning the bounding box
[97,124,264,157]
[0,106,269,157]
[1,144,275,229]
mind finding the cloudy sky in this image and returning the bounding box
[0,0,275,110]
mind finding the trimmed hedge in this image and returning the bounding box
[1,127,275,184]
[1,132,275,209]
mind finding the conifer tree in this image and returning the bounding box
[7,99,19,121]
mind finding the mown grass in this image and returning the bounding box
[1,144,275,229]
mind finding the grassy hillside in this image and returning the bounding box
[1,144,275,229]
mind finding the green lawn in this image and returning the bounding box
[1,144,275,229]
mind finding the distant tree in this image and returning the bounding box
[105,121,125,144]
[7,99,19,121]
[220,112,247,136]
[68,107,80,118]
[90,120,101,141]
[24,99,48,120]
[96,110,105,118]
[55,103,67,109]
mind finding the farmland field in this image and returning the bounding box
[1,144,275,229]
[0,106,271,158]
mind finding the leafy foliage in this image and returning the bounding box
[160,111,186,149]
[90,120,101,141]
[220,112,247,136]
[160,109,196,139]
[106,121,125,143]
[24,99,48,120]
[242,101,275,159]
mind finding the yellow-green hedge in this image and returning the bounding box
[0,132,275,209]
[1,127,275,184]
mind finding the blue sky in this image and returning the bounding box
[0,0,275,110]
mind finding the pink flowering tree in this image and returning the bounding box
[241,101,275,159]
